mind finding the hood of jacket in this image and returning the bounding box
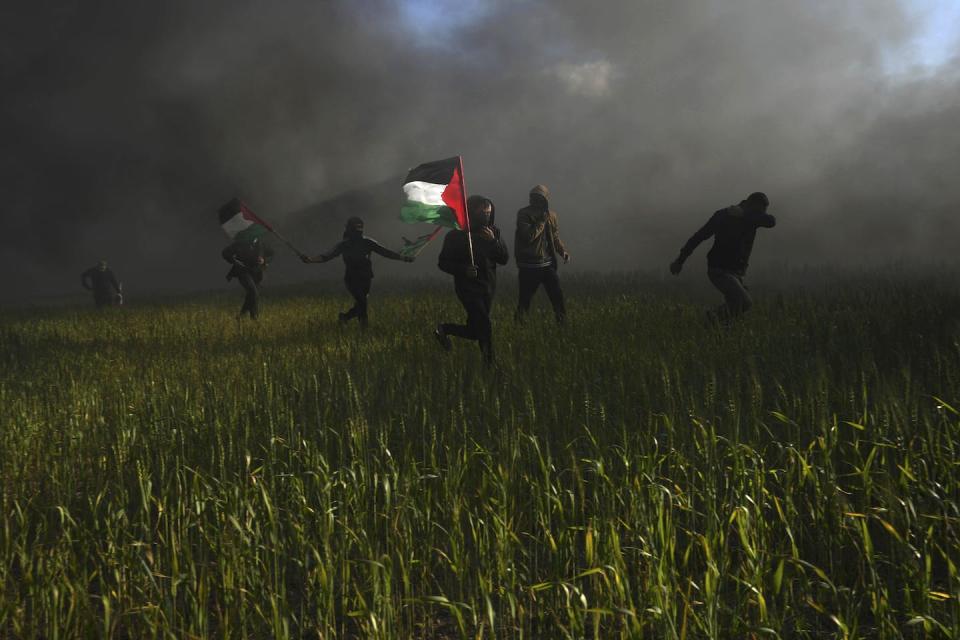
[466,194,496,228]
[529,184,550,209]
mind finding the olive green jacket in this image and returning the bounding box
[514,206,567,268]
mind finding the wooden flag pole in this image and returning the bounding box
[269,228,306,258]
[414,226,444,257]
[458,155,475,266]
[400,226,444,259]
[229,199,306,258]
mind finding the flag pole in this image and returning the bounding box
[234,199,306,257]
[400,226,444,259]
[269,228,306,258]
[415,226,443,257]
[458,155,475,266]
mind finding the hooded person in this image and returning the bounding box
[434,195,509,364]
[670,192,776,320]
[301,216,414,328]
[81,260,122,307]
[514,184,570,323]
[222,237,273,319]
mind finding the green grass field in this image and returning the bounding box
[1,274,958,638]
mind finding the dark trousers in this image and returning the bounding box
[343,277,371,327]
[442,291,493,362]
[237,271,260,319]
[707,268,752,318]
[93,292,116,308]
[517,266,565,322]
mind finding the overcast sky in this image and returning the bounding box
[1,0,958,302]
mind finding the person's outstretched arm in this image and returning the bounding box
[750,211,777,228]
[302,241,344,264]
[368,238,414,262]
[671,213,719,274]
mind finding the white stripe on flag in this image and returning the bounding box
[222,212,254,237]
[402,181,446,206]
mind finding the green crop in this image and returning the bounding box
[0,274,957,638]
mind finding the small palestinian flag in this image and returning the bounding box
[399,227,444,258]
[219,198,273,243]
[400,156,468,230]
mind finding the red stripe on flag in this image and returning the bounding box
[440,166,467,231]
[239,201,274,232]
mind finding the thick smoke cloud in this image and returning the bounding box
[1,0,957,302]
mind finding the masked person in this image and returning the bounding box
[670,192,776,319]
[301,217,414,328]
[81,260,122,307]
[435,195,509,364]
[223,237,273,320]
[514,184,570,323]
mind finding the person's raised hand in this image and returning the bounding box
[403,256,415,263]
[478,226,495,241]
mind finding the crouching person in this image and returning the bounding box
[670,192,776,320]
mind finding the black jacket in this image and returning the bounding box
[438,201,506,297]
[439,195,509,296]
[678,204,776,275]
[317,236,404,280]
[439,227,509,296]
[223,240,273,281]
[81,267,120,296]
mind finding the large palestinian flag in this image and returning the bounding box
[218,198,273,243]
[400,156,468,230]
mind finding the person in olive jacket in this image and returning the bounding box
[670,192,776,319]
[514,184,570,323]
[223,237,273,320]
[301,217,414,328]
[435,195,509,364]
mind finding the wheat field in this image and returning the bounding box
[0,273,957,638]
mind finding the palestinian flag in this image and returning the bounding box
[219,198,273,243]
[399,227,444,258]
[400,156,468,230]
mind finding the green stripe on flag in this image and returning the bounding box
[399,202,460,229]
[234,224,270,243]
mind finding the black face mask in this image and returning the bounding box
[346,228,363,240]
[470,212,491,228]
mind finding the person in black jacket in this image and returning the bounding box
[435,195,509,363]
[81,260,123,307]
[301,217,414,328]
[670,192,776,319]
[223,237,273,319]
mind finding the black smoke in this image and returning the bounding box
[1,0,957,302]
